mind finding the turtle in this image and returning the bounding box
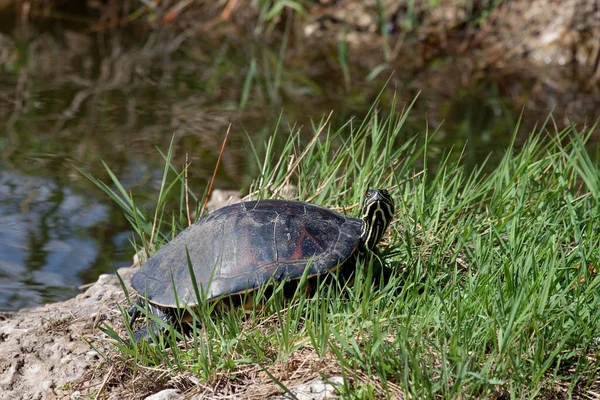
[128,189,395,342]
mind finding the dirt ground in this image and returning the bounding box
[0,266,137,400]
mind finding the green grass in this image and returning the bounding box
[89,99,600,398]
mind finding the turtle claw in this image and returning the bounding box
[132,323,163,344]
[127,300,175,344]
[127,301,141,329]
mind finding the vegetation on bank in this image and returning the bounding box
[86,96,600,398]
[18,0,501,34]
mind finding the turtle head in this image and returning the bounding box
[360,189,395,250]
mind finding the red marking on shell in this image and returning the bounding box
[289,222,324,261]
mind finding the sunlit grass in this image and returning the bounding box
[89,98,600,398]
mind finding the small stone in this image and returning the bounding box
[278,184,297,200]
[144,388,183,400]
[0,327,28,336]
[97,274,115,285]
[206,189,241,211]
[0,363,17,389]
[269,376,344,400]
[60,355,73,364]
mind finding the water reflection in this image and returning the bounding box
[0,169,118,310]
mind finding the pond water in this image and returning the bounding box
[0,6,597,310]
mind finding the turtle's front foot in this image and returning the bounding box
[127,301,175,344]
[132,322,165,343]
[127,298,142,328]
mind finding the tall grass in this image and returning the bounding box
[91,101,600,398]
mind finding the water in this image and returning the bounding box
[0,170,117,308]
[0,7,598,310]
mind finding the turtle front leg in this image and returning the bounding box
[127,298,142,328]
[128,299,175,343]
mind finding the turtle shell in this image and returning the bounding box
[130,199,364,308]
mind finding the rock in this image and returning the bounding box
[268,376,344,400]
[275,183,297,200]
[144,389,184,400]
[205,189,241,212]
